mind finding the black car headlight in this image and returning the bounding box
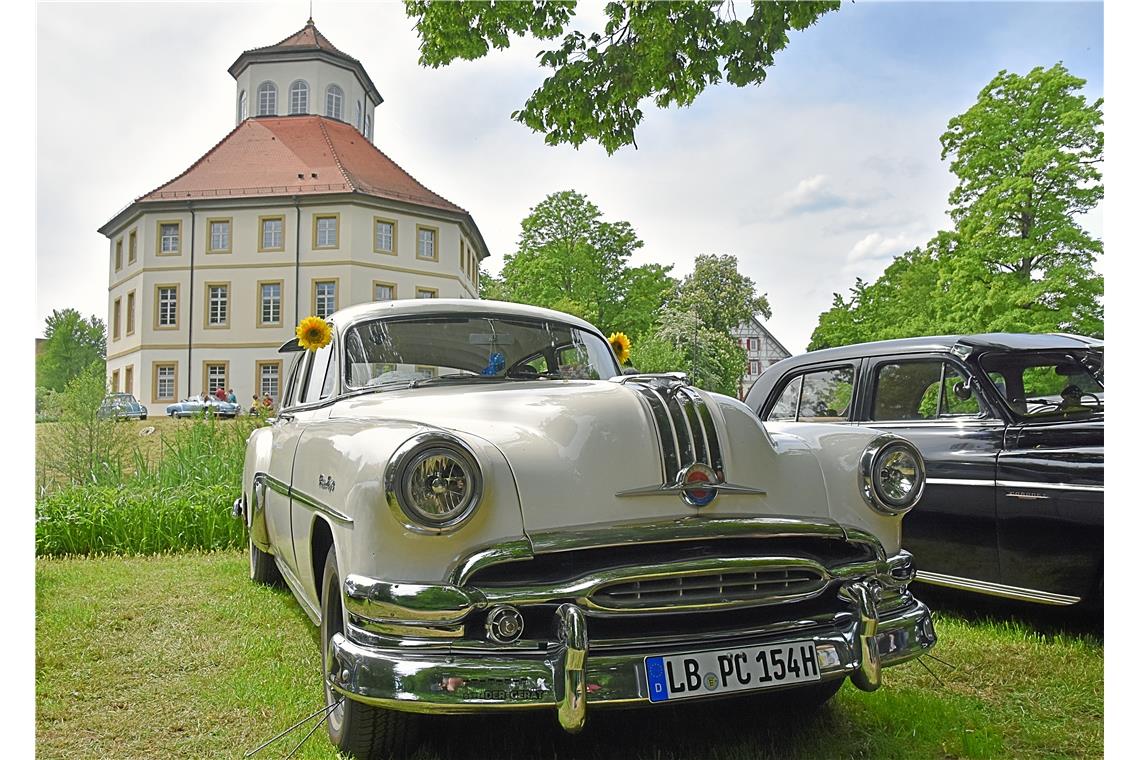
[386,432,483,531]
[859,435,926,516]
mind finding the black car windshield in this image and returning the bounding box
[342,314,621,390]
[979,349,1103,420]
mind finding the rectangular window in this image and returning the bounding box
[112,297,121,340]
[750,360,760,376]
[204,362,228,395]
[871,360,981,421]
[416,226,437,260]
[748,337,759,352]
[208,219,231,253]
[258,361,282,400]
[259,216,285,251]
[154,363,177,402]
[126,291,135,335]
[158,221,181,255]
[766,366,855,423]
[128,230,137,264]
[415,287,438,299]
[314,280,337,318]
[111,369,120,393]
[124,366,133,395]
[259,281,282,326]
[374,219,395,254]
[115,239,123,271]
[206,283,229,327]
[156,285,178,328]
[373,282,395,301]
[314,214,339,249]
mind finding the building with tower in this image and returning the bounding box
[98,19,489,407]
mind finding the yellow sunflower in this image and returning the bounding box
[296,316,332,351]
[608,332,632,365]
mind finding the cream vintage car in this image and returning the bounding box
[234,299,936,759]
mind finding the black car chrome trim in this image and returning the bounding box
[914,570,1081,605]
[263,472,353,525]
[925,477,994,487]
[995,480,1103,493]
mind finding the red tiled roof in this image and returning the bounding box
[136,116,466,214]
[247,20,353,61]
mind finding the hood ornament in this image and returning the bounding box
[616,463,765,507]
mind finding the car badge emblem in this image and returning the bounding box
[318,474,336,493]
[679,463,718,507]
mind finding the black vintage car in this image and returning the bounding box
[745,333,1103,608]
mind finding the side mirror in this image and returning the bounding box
[952,379,973,401]
[622,367,641,376]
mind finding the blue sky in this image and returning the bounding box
[36,1,1104,353]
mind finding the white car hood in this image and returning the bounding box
[333,380,834,535]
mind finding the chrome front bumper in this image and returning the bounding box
[326,580,936,733]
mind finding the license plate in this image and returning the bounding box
[644,640,820,703]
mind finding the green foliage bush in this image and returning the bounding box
[35,415,263,557]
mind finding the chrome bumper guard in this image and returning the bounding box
[327,561,936,733]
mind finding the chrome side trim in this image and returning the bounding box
[263,472,354,525]
[914,570,1081,605]
[926,477,994,487]
[995,480,1103,493]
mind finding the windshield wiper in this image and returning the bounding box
[408,374,504,389]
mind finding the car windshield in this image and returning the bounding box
[979,349,1103,420]
[342,314,621,390]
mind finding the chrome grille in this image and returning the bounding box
[592,567,826,611]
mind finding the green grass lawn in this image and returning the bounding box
[36,553,1103,759]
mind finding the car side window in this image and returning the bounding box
[282,354,305,408]
[766,366,855,422]
[301,341,334,404]
[872,360,981,421]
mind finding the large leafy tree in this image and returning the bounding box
[810,64,1103,350]
[633,255,765,395]
[36,309,107,391]
[405,0,841,153]
[495,190,675,336]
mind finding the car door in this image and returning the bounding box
[858,353,1003,585]
[264,351,310,575]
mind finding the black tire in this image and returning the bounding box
[140,415,147,421]
[321,546,419,759]
[249,533,284,587]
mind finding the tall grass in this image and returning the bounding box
[35,415,264,556]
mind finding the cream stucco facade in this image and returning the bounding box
[100,22,488,409]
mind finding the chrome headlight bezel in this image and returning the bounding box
[859,434,926,516]
[385,432,484,533]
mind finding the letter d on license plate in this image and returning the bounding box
[645,640,821,703]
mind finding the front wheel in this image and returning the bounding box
[321,546,419,759]
[248,533,283,587]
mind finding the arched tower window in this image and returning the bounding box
[238,90,248,122]
[256,81,277,116]
[325,85,344,121]
[355,101,363,130]
[289,80,309,114]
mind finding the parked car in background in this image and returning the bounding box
[746,333,1103,609]
[233,299,936,760]
[97,393,148,421]
[165,396,241,419]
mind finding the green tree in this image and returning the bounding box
[36,309,107,391]
[675,254,770,333]
[809,63,1103,350]
[497,190,675,336]
[405,0,841,153]
[37,361,134,491]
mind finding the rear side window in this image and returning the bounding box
[766,366,855,422]
[872,360,981,421]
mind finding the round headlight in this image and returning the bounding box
[860,436,926,516]
[386,433,483,531]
